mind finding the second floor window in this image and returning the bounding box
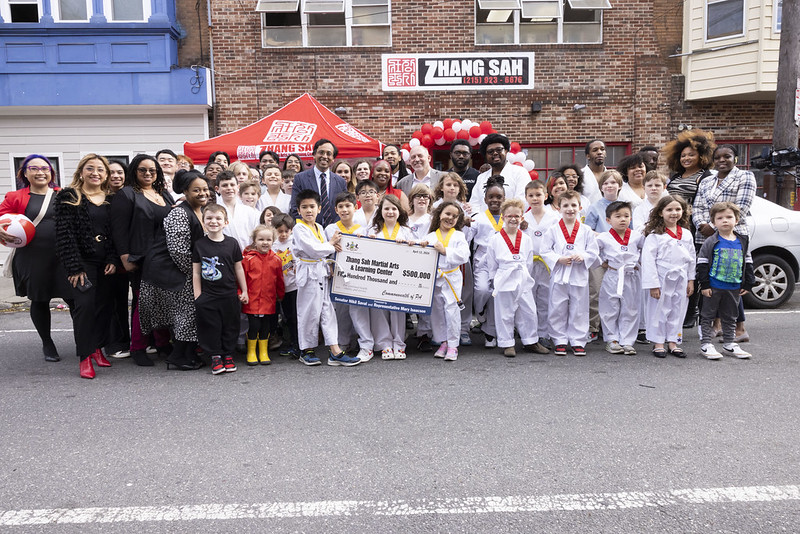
[257,0,391,47]
[53,0,90,21]
[706,0,745,41]
[475,0,609,45]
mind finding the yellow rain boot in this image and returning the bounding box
[258,337,271,365]
[246,338,258,366]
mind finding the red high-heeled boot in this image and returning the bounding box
[91,349,112,367]
[80,357,95,379]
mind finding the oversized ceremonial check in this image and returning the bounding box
[331,235,439,314]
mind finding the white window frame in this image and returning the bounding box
[260,0,391,48]
[10,153,65,189]
[475,0,604,45]
[773,0,781,33]
[101,0,151,22]
[1,0,42,23]
[705,0,746,42]
[52,0,93,22]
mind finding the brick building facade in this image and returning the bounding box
[203,0,776,172]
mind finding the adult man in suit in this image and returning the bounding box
[395,145,447,197]
[289,138,347,226]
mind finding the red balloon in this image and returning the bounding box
[513,161,524,167]
[529,170,539,180]
[432,127,444,140]
[421,134,434,148]
[480,121,493,135]
[456,129,470,140]
[421,123,433,135]
[402,143,411,152]
[443,118,454,130]
[412,130,424,140]
[510,142,522,153]
[443,128,456,142]
[469,125,481,138]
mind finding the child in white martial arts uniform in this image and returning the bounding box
[486,198,547,357]
[272,214,299,358]
[522,180,560,348]
[292,189,361,367]
[470,176,506,348]
[325,192,369,360]
[432,172,475,345]
[216,171,260,251]
[353,180,379,228]
[541,190,599,356]
[408,184,434,351]
[256,164,292,213]
[641,195,696,358]
[422,201,471,361]
[367,194,415,360]
[632,171,667,233]
[596,201,644,355]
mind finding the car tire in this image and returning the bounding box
[744,254,796,309]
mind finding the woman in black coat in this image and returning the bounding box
[110,154,174,366]
[55,154,117,379]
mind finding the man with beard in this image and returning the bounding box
[580,140,605,203]
[468,133,530,212]
[639,145,659,172]
[448,139,480,198]
[383,144,409,185]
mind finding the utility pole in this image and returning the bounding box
[773,0,800,208]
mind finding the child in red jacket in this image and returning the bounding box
[241,225,285,365]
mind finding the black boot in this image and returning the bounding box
[166,341,196,371]
[131,349,154,367]
[43,338,60,362]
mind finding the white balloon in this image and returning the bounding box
[523,160,535,171]
[409,138,421,148]
[469,136,480,146]
[433,120,444,129]
[478,134,487,143]
[434,137,446,145]
[461,119,473,131]
[512,152,525,164]
[452,121,462,132]
[401,148,410,162]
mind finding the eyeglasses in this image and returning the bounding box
[137,168,158,176]
[452,150,471,157]
[26,166,50,173]
[413,194,431,200]
[358,190,377,196]
[486,148,506,155]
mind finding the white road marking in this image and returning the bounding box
[745,309,800,315]
[0,329,73,333]
[1,485,799,525]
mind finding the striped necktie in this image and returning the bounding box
[319,172,332,225]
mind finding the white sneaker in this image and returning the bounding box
[484,335,497,348]
[381,348,394,360]
[357,348,374,362]
[722,343,751,359]
[605,341,624,354]
[109,349,130,359]
[701,343,723,360]
[145,346,158,354]
[622,345,637,355]
[394,349,406,360]
[444,347,458,361]
[434,342,448,358]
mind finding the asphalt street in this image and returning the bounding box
[0,294,798,533]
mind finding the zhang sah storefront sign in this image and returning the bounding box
[382,53,534,91]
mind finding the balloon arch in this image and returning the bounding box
[400,119,539,180]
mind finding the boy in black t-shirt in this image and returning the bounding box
[192,204,249,375]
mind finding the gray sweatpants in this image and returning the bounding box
[699,288,740,344]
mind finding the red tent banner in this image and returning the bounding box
[184,93,384,164]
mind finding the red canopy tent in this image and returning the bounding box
[184,93,383,164]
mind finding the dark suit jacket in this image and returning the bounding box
[289,168,347,225]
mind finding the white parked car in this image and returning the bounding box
[744,196,800,308]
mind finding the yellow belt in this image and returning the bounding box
[533,254,550,274]
[299,258,322,263]
[437,267,464,309]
